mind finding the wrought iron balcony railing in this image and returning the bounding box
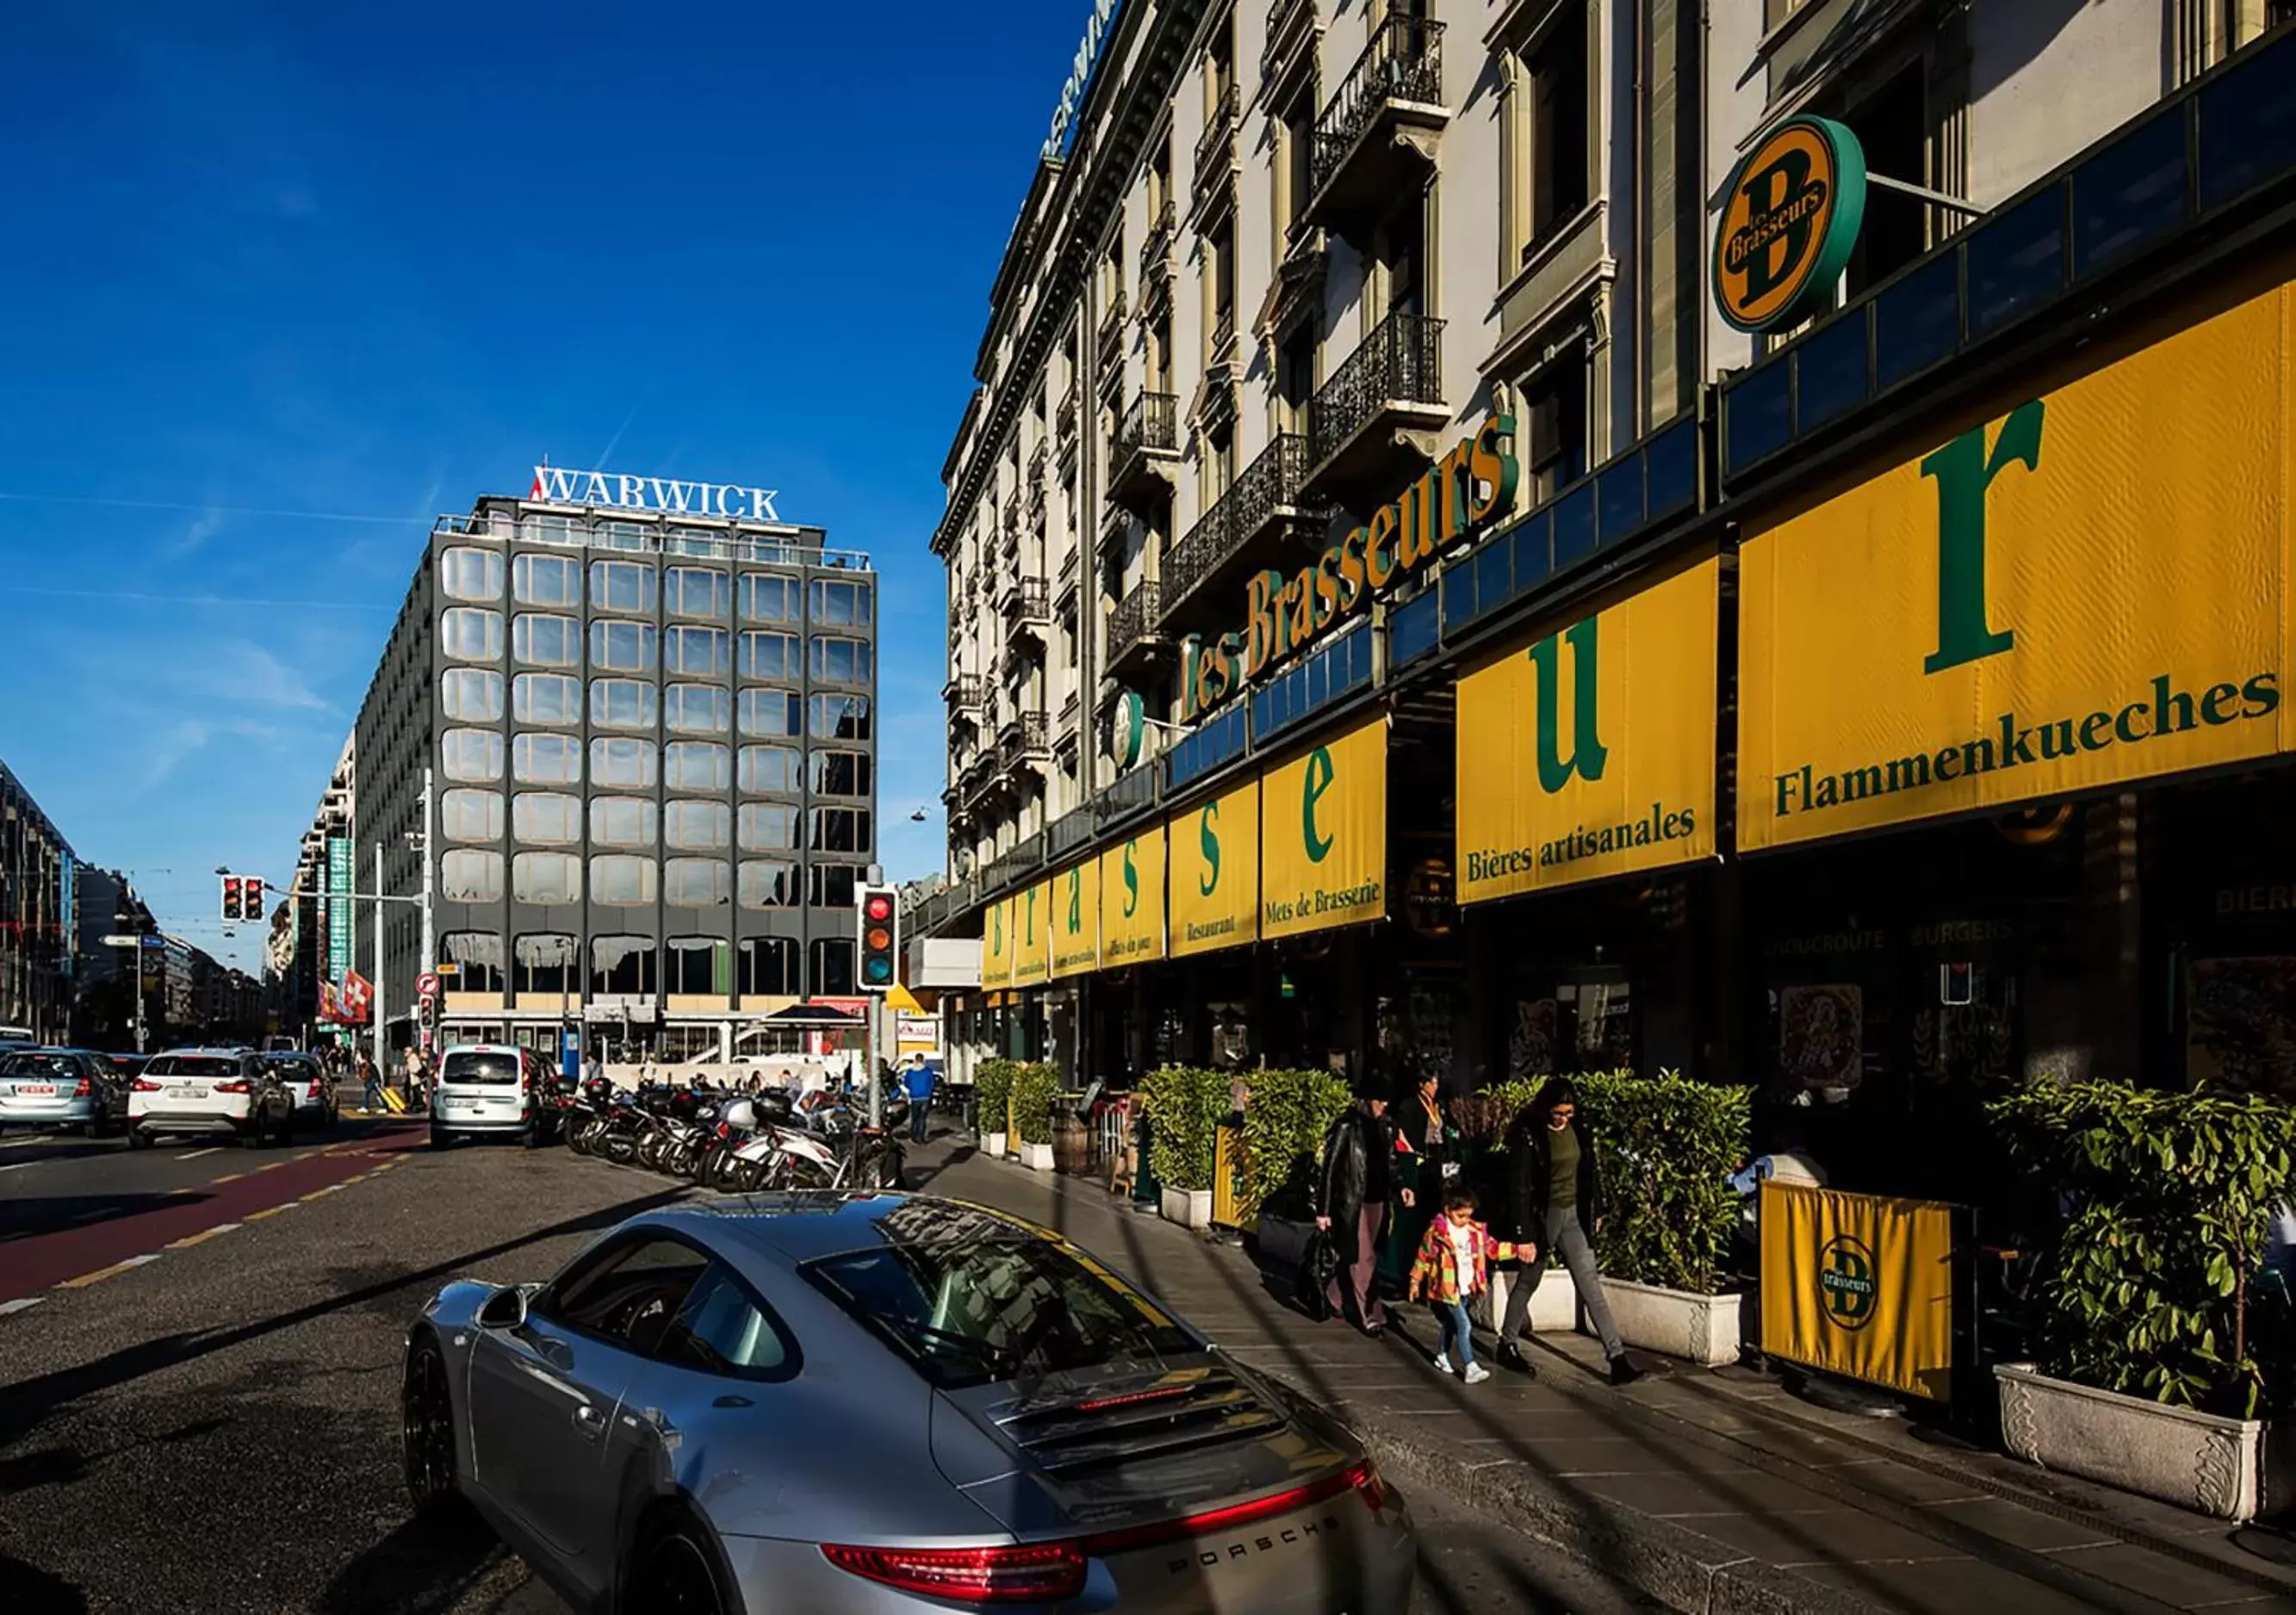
[1001,577,1051,622]
[1164,432,1318,612]
[1115,390,1179,458]
[1195,82,1241,183]
[1307,307,1444,469]
[999,711,1051,764]
[1310,15,1444,202]
[1108,579,1164,666]
[1139,197,1176,276]
[944,674,984,710]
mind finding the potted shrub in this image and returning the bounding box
[1142,1066,1226,1229]
[974,1059,1015,1159]
[1987,1082,2295,1519]
[1012,1063,1059,1172]
[1241,1066,1355,1265]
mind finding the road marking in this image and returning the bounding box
[209,1171,244,1184]
[0,1297,44,1317]
[0,1160,43,1175]
[299,1184,343,1202]
[59,1253,162,1289]
[177,1147,222,1160]
[166,1222,242,1249]
[255,1160,287,1172]
[243,1203,295,1221]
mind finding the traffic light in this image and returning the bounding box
[220,874,243,922]
[239,877,262,922]
[856,885,899,991]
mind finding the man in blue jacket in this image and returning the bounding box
[902,1054,938,1142]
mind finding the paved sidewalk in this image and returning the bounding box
[915,1138,2296,1615]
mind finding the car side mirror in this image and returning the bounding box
[477,1285,529,1331]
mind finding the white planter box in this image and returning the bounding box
[1995,1363,2264,1521]
[1021,1140,1056,1172]
[981,1130,1007,1158]
[1160,1185,1213,1229]
[1471,1268,1579,1335]
[1600,1278,1741,1367]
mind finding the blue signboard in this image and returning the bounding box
[327,836,352,981]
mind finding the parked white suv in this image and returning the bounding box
[429,1044,553,1149]
[128,1047,296,1149]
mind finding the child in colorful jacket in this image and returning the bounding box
[1408,1184,1517,1383]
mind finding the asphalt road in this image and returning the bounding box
[0,1121,1654,1615]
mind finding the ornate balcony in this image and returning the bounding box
[998,711,1051,768]
[1106,579,1169,679]
[1162,432,1330,627]
[1139,197,1176,281]
[1262,0,1318,99]
[1191,84,1241,233]
[1096,289,1128,365]
[944,674,984,716]
[1000,576,1052,636]
[1108,390,1180,512]
[1301,307,1447,505]
[1303,15,1446,244]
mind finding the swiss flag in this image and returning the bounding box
[341,971,374,1024]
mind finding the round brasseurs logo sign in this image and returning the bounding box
[1714,115,1867,334]
[1817,1232,1879,1330]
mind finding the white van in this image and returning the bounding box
[429,1044,553,1149]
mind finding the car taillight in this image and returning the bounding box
[132,1078,162,1093]
[73,1078,90,1098]
[215,1080,251,1094]
[820,1543,1085,1604]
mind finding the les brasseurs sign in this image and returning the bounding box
[1179,417,1520,721]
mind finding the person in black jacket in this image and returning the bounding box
[1497,1077,1639,1383]
[1315,1090,1412,1333]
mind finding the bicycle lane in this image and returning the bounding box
[0,1124,429,1308]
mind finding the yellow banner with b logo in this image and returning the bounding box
[978,896,1012,991]
[1051,858,1100,978]
[1258,715,1387,940]
[1759,1182,1954,1401]
[1010,879,1052,985]
[1455,553,1720,900]
[1098,829,1166,964]
[1168,780,1260,958]
[1740,280,2296,850]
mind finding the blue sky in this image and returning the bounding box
[0,0,1086,970]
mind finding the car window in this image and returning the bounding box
[149,1056,243,1079]
[804,1232,1197,1389]
[537,1234,711,1355]
[657,1262,793,1379]
[3,1054,76,1082]
[442,1050,521,1086]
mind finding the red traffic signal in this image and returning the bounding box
[855,884,899,991]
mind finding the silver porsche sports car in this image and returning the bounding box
[402,1194,1416,1615]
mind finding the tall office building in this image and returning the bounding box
[344,469,876,1061]
[0,761,78,1044]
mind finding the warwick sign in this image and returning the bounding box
[1181,418,1519,721]
[528,465,782,524]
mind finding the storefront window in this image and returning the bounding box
[440,931,505,993]
[514,933,578,995]
[591,935,656,997]
[740,935,797,992]
[666,937,732,994]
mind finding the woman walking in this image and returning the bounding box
[1496,1077,1641,1384]
[1314,1087,1410,1335]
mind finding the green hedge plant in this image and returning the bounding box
[1011,1063,1060,1146]
[1140,1066,1230,1191]
[1574,1069,1749,1296]
[1240,1066,1355,1221]
[974,1059,1019,1139]
[1989,1081,2296,1418]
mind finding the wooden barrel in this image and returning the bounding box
[1052,1113,1090,1175]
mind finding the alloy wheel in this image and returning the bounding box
[639,1529,724,1615]
[402,1346,456,1509]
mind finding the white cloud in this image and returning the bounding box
[168,509,226,557]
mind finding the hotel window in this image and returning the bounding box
[439,789,504,842]
[740,631,798,680]
[589,854,658,905]
[809,637,872,685]
[1278,90,1315,234]
[810,750,872,798]
[1277,326,1315,435]
[513,933,578,996]
[666,936,731,995]
[440,849,504,904]
[512,731,582,786]
[808,578,872,628]
[664,857,732,908]
[738,860,799,911]
[809,807,872,854]
[740,689,803,738]
[1517,349,1589,503]
[513,553,580,607]
[591,935,656,997]
[1204,422,1237,504]
[440,668,503,723]
[513,612,581,668]
[664,740,729,792]
[513,673,581,726]
[740,935,798,991]
[513,851,582,904]
[1502,3,1591,270]
[441,728,504,783]
[1206,219,1236,356]
[589,678,658,730]
[589,560,656,614]
[810,937,856,996]
[665,799,732,852]
[590,796,658,848]
[664,566,730,620]
[738,744,801,793]
[590,736,657,788]
[440,607,504,662]
[522,515,581,547]
[665,682,731,735]
[512,792,582,846]
[589,618,656,673]
[738,802,798,850]
[809,693,872,742]
[665,624,730,677]
[740,573,798,623]
[808,864,860,909]
[595,520,650,553]
[438,932,504,994]
[439,546,504,602]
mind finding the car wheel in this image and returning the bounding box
[84,1118,103,1140]
[628,1513,735,1615]
[429,1125,449,1151]
[401,1339,468,1519]
[127,1126,152,1151]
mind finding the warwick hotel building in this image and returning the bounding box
[919,0,2296,1202]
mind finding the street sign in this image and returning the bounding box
[140,935,167,950]
[433,962,461,979]
[416,971,440,998]
[101,934,140,947]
